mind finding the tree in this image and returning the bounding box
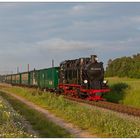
[105,53,140,79]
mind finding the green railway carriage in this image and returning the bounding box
[11,74,16,84]
[14,74,21,84]
[6,75,12,83]
[21,72,29,85]
[4,75,7,83]
[4,67,59,90]
[29,70,38,86]
[11,74,20,84]
[37,67,59,89]
[0,75,5,82]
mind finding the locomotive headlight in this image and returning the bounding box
[103,80,107,84]
[84,80,88,84]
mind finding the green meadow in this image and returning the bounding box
[0,86,140,137]
[104,77,140,108]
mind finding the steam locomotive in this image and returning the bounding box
[59,55,110,101]
[3,55,110,101]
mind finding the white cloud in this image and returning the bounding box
[36,38,93,52]
[128,16,140,22]
[70,3,109,16]
[72,5,85,13]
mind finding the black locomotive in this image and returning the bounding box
[59,55,109,101]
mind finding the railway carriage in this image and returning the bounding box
[15,74,21,84]
[7,67,59,91]
[29,70,38,87]
[37,67,59,90]
[21,72,29,85]
[5,75,12,83]
[11,74,16,84]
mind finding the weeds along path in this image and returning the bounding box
[0,95,38,138]
[0,90,96,138]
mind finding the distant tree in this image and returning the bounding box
[107,59,113,66]
[105,53,140,79]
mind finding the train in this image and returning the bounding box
[2,55,110,101]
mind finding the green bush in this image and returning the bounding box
[104,82,129,103]
[106,77,140,108]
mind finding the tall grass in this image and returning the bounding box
[105,77,140,108]
[1,86,140,138]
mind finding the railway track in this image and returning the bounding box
[64,96,140,117]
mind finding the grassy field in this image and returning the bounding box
[104,77,140,108]
[0,85,140,138]
[0,95,37,138]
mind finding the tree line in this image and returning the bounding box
[105,53,140,78]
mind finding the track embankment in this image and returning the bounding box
[65,96,140,117]
[0,90,96,138]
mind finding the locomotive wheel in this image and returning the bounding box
[77,89,88,99]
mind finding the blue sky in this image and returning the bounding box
[0,3,140,74]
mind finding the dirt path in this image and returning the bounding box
[0,90,97,138]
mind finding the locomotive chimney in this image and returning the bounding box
[91,55,97,63]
